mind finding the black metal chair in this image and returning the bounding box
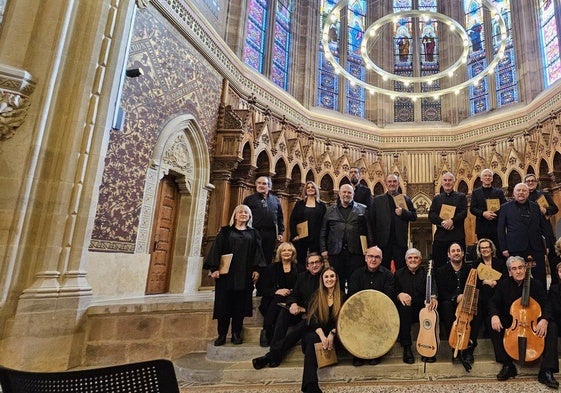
[0,358,180,393]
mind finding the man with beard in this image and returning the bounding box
[349,167,373,208]
[470,169,507,249]
[368,174,417,270]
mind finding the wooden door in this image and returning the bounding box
[146,175,178,294]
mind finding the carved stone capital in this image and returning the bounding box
[0,64,36,141]
[136,0,150,8]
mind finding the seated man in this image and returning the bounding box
[347,246,395,366]
[394,248,438,364]
[252,253,323,369]
[435,242,479,365]
[489,255,558,388]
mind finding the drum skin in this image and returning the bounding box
[337,289,400,359]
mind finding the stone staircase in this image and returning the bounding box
[174,321,546,387]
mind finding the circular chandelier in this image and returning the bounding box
[320,0,508,100]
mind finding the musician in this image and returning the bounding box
[367,174,417,271]
[526,173,559,276]
[469,169,507,249]
[320,184,368,291]
[301,266,344,393]
[497,182,549,286]
[489,256,558,388]
[257,242,298,347]
[435,242,478,363]
[429,172,468,269]
[289,181,327,271]
[472,238,506,339]
[349,166,373,208]
[252,252,323,370]
[347,246,395,366]
[203,204,265,346]
[394,248,438,364]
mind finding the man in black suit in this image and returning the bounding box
[470,169,507,248]
[320,184,368,291]
[368,174,417,270]
[429,172,468,268]
[497,182,549,285]
[349,167,373,208]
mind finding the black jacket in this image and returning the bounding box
[320,201,368,255]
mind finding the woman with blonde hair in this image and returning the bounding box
[289,181,326,271]
[257,241,298,347]
[301,266,343,393]
[204,204,266,346]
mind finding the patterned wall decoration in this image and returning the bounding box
[89,6,221,252]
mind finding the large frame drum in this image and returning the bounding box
[337,289,400,359]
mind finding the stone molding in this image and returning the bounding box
[0,64,36,141]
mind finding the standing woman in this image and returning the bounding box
[301,267,343,393]
[290,181,327,271]
[204,204,266,346]
[258,241,299,347]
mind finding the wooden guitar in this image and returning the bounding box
[416,260,439,358]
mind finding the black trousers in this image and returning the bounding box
[329,250,364,293]
[301,331,322,391]
[397,302,423,346]
[380,243,407,271]
[267,308,307,363]
[490,319,559,372]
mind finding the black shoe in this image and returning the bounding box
[214,335,226,346]
[231,333,243,345]
[403,346,414,364]
[421,356,437,363]
[497,363,517,381]
[268,360,280,368]
[259,329,270,347]
[252,355,269,370]
[462,346,475,364]
[368,357,381,365]
[352,357,365,367]
[538,369,559,389]
[302,383,323,393]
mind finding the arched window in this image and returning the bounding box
[243,0,293,91]
[319,0,367,116]
[538,0,561,87]
[464,0,519,115]
[393,0,441,122]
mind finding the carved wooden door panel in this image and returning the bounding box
[146,175,178,294]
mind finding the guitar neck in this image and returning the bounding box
[425,261,433,304]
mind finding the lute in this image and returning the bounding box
[416,260,439,359]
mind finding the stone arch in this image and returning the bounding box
[138,114,211,294]
[305,169,315,183]
[373,182,384,195]
[273,157,288,191]
[539,158,552,188]
[319,173,335,203]
[507,169,523,197]
[458,180,469,194]
[553,152,561,181]
[412,192,432,216]
[289,163,303,196]
[256,150,272,178]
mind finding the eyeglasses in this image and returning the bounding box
[307,260,323,266]
[525,180,536,183]
[366,255,382,260]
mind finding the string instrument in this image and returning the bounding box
[417,260,439,358]
[503,258,544,363]
[448,268,478,367]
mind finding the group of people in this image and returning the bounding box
[203,168,561,392]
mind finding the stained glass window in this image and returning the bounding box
[464,0,518,115]
[419,0,441,121]
[346,0,366,117]
[393,0,414,122]
[492,0,518,108]
[243,0,293,91]
[538,0,561,86]
[318,0,340,111]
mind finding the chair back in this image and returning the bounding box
[0,358,180,393]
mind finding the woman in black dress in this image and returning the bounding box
[257,241,299,347]
[301,266,343,393]
[290,181,326,271]
[204,204,266,346]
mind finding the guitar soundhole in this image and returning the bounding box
[423,319,432,330]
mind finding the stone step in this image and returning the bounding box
[175,334,546,386]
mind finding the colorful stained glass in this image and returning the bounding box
[539,0,561,86]
[318,0,340,110]
[243,0,268,73]
[272,0,293,89]
[492,0,518,108]
[345,0,366,117]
